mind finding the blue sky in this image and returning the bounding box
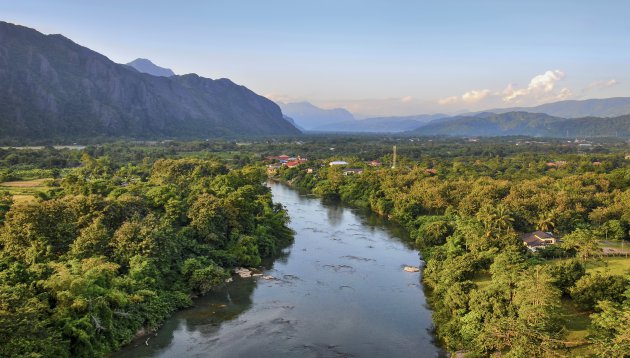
[2,0,629,116]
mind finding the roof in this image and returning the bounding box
[329,161,349,166]
[519,231,557,247]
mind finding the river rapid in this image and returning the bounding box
[113,182,443,358]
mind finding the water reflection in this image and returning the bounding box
[114,182,443,358]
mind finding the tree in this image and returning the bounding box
[561,228,601,261]
[570,274,629,311]
[535,210,556,232]
[490,250,528,304]
[0,190,11,224]
[546,259,585,295]
[589,291,630,357]
[514,266,563,333]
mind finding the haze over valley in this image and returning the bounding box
[1,2,629,358]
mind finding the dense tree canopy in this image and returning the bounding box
[277,143,630,356]
[0,157,293,357]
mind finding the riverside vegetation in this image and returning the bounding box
[0,138,629,357]
[0,147,294,357]
[271,137,629,357]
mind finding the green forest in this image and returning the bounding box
[0,149,294,357]
[272,137,629,357]
[0,137,629,357]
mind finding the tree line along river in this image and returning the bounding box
[113,181,444,358]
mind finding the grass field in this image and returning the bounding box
[0,178,54,203]
[585,256,630,276]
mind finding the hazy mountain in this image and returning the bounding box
[126,58,175,77]
[485,97,630,118]
[410,111,630,137]
[314,114,447,132]
[278,101,355,130]
[0,21,300,140]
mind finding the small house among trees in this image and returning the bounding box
[519,231,559,251]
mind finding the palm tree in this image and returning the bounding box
[494,204,515,232]
[476,204,496,237]
[536,211,556,232]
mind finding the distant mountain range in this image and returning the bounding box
[483,97,630,118]
[410,111,630,138]
[282,98,630,137]
[0,21,300,140]
[277,101,355,130]
[278,101,448,132]
[314,114,447,132]
[126,58,175,77]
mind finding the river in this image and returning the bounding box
[114,182,443,357]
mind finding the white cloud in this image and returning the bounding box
[400,95,414,103]
[438,96,459,105]
[462,89,491,103]
[583,79,618,93]
[438,89,490,106]
[553,87,573,101]
[502,70,567,103]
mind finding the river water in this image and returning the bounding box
[114,182,443,357]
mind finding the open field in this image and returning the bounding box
[1,178,51,187]
[0,178,54,202]
[585,256,630,276]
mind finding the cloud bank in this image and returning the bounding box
[502,70,570,103]
[439,70,574,108]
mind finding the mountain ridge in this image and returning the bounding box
[481,97,630,118]
[0,21,300,140]
[126,58,175,77]
[277,101,355,130]
[409,111,630,138]
[313,114,448,132]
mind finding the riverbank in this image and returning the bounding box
[113,181,445,357]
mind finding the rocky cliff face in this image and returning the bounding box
[0,22,300,140]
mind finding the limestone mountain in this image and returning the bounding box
[0,21,300,140]
[126,58,175,77]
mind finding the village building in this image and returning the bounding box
[546,160,567,168]
[329,161,349,166]
[519,231,559,251]
[266,163,282,175]
[267,155,307,167]
[266,154,290,163]
[343,168,364,175]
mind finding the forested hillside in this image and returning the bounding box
[412,112,630,138]
[0,156,293,357]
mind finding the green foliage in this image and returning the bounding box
[276,138,630,356]
[570,273,629,311]
[0,191,11,224]
[0,158,293,357]
[561,228,601,261]
[547,259,586,295]
[588,290,630,357]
